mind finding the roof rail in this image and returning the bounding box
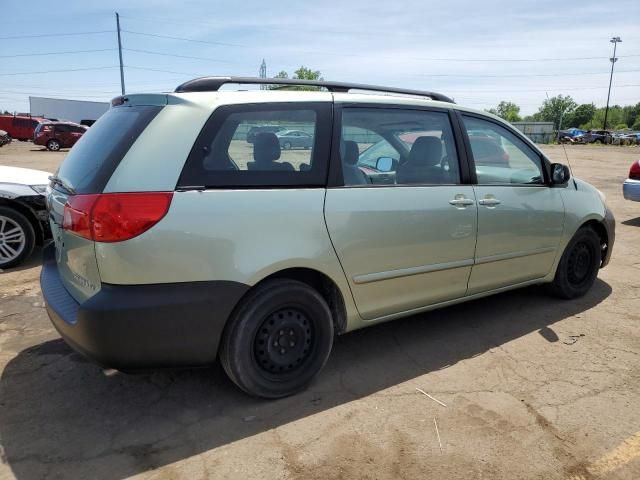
[174,76,454,103]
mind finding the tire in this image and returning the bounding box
[0,206,35,269]
[594,139,603,144]
[548,227,601,299]
[219,279,334,398]
[282,142,292,150]
[46,139,61,151]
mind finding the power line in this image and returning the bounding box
[115,15,640,61]
[0,66,117,76]
[447,83,640,93]
[0,48,116,58]
[123,47,240,64]
[416,69,640,78]
[122,30,246,47]
[0,30,113,40]
[121,28,640,65]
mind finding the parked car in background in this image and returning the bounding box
[0,130,11,147]
[40,76,614,399]
[275,129,313,149]
[0,115,48,141]
[0,166,52,268]
[246,125,284,143]
[33,122,87,151]
[618,132,640,146]
[623,160,640,202]
[576,130,612,144]
[559,128,586,143]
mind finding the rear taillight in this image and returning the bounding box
[630,160,640,180]
[63,192,173,242]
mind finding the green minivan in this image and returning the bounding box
[41,77,614,398]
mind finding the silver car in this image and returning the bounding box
[40,77,615,398]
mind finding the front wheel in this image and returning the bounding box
[282,142,292,150]
[219,279,334,398]
[548,227,601,299]
[0,207,35,269]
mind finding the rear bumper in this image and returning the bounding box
[623,179,640,202]
[40,244,249,370]
[602,207,615,268]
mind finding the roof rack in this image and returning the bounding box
[174,76,454,103]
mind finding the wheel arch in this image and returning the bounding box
[0,198,44,244]
[249,267,348,335]
[577,218,609,266]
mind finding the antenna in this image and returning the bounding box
[559,141,578,189]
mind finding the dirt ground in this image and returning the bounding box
[0,140,639,480]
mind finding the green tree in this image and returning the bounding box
[588,107,624,130]
[565,103,595,128]
[535,95,577,130]
[487,101,522,122]
[632,119,640,131]
[268,66,323,90]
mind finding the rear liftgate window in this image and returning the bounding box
[55,105,162,194]
[178,102,332,188]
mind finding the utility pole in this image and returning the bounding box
[116,12,126,96]
[259,59,267,90]
[603,36,622,130]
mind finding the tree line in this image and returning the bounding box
[487,97,640,131]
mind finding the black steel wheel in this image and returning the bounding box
[549,227,601,299]
[220,279,334,398]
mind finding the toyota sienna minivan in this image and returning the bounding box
[41,77,614,398]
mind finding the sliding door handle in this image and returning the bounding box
[449,197,475,207]
[478,197,501,207]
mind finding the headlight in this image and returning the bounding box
[596,189,606,203]
[30,184,48,195]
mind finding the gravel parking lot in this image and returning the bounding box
[0,141,639,480]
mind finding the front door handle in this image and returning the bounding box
[449,196,475,208]
[478,197,501,207]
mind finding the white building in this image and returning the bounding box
[29,96,109,125]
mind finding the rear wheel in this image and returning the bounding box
[46,139,61,151]
[282,141,292,150]
[219,279,334,398]
[548,227,601,299]
[0,207,35,269]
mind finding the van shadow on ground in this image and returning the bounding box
[0,280,611,480]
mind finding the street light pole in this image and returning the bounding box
[603,36,621,130]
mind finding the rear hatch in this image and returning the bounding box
[48,98,164,303]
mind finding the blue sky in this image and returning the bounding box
[1,0,639,116]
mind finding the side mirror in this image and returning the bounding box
[551,163,570,185]
[376,156,393,172]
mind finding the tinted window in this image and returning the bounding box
[340,108,460,186]
[463,116,545,185]
[179,102,331,187]
[55,124,70,133]
[56,105,162,193]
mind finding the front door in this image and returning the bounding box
[460,114,565,294]
[325,106,477,320]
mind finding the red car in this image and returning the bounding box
[0,115,48,141]
[33,122,87,151]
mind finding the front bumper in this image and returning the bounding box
[602,207,615,268]
[623,179,640,202]
[40,244,248,370]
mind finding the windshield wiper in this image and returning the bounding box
[48,175,76,195]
